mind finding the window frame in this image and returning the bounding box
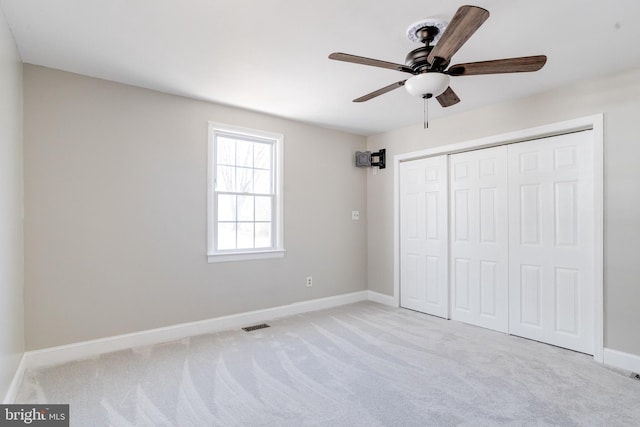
[207,122,285,263]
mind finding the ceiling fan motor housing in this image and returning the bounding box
[406,46,433,72]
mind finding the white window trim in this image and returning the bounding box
[207,122,285,263]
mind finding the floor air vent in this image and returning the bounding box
[242,323,270,332]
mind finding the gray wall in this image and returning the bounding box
[24,65,367,350]
[0,7,24,400]
[367,68,640,357]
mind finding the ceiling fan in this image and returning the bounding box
[329,5,547,109]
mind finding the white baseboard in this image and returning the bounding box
[367,290,396,307]
[23,291,370,371]
[603,347,640,374]
[2,354,26,404]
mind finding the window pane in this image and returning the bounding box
[255,196,271,221]
[236,167,253,193]
[255,223,272,248]
[218,195,236,221]
[236,139,253,167]
[237,223,254,249]
[237,196,254,221]
[254,170,271,194]
[217,223,236,250]
[217,137,235,166]
[216,166,235,192]
[254,143,272,170]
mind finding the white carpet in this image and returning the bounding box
[16,302,640,426]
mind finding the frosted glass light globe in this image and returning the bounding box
[405,73,450,97]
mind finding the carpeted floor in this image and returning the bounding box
[16,302,640,426]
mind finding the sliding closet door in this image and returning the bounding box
[400,156,449,318]
[449,146,509,332]
[508,131,595,354]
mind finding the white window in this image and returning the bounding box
[207,122,284,262]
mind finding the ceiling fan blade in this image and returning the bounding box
[448,55,547,76]
[354,80,406,103]
[427,5,489,66]
[329,52,415,74]
[436,86,460,107]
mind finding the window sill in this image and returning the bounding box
[207,249,286,263]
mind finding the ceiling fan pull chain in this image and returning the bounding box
[423,96,429,129]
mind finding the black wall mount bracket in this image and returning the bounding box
[355,149,386,169]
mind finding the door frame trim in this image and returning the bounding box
[393,114,604,362]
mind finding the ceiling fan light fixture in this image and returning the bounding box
[405,73,450,98]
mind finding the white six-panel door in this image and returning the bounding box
[400,155,449,318]
[449,146,509,332]
[507,132,595,354]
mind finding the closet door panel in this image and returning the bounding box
[400,156,449,317]
[449,146,509,332]
[508,131,595,354]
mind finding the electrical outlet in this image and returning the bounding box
[306,276,313,287]
[352,210,360,220]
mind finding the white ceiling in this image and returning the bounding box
[2,0,640,136]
